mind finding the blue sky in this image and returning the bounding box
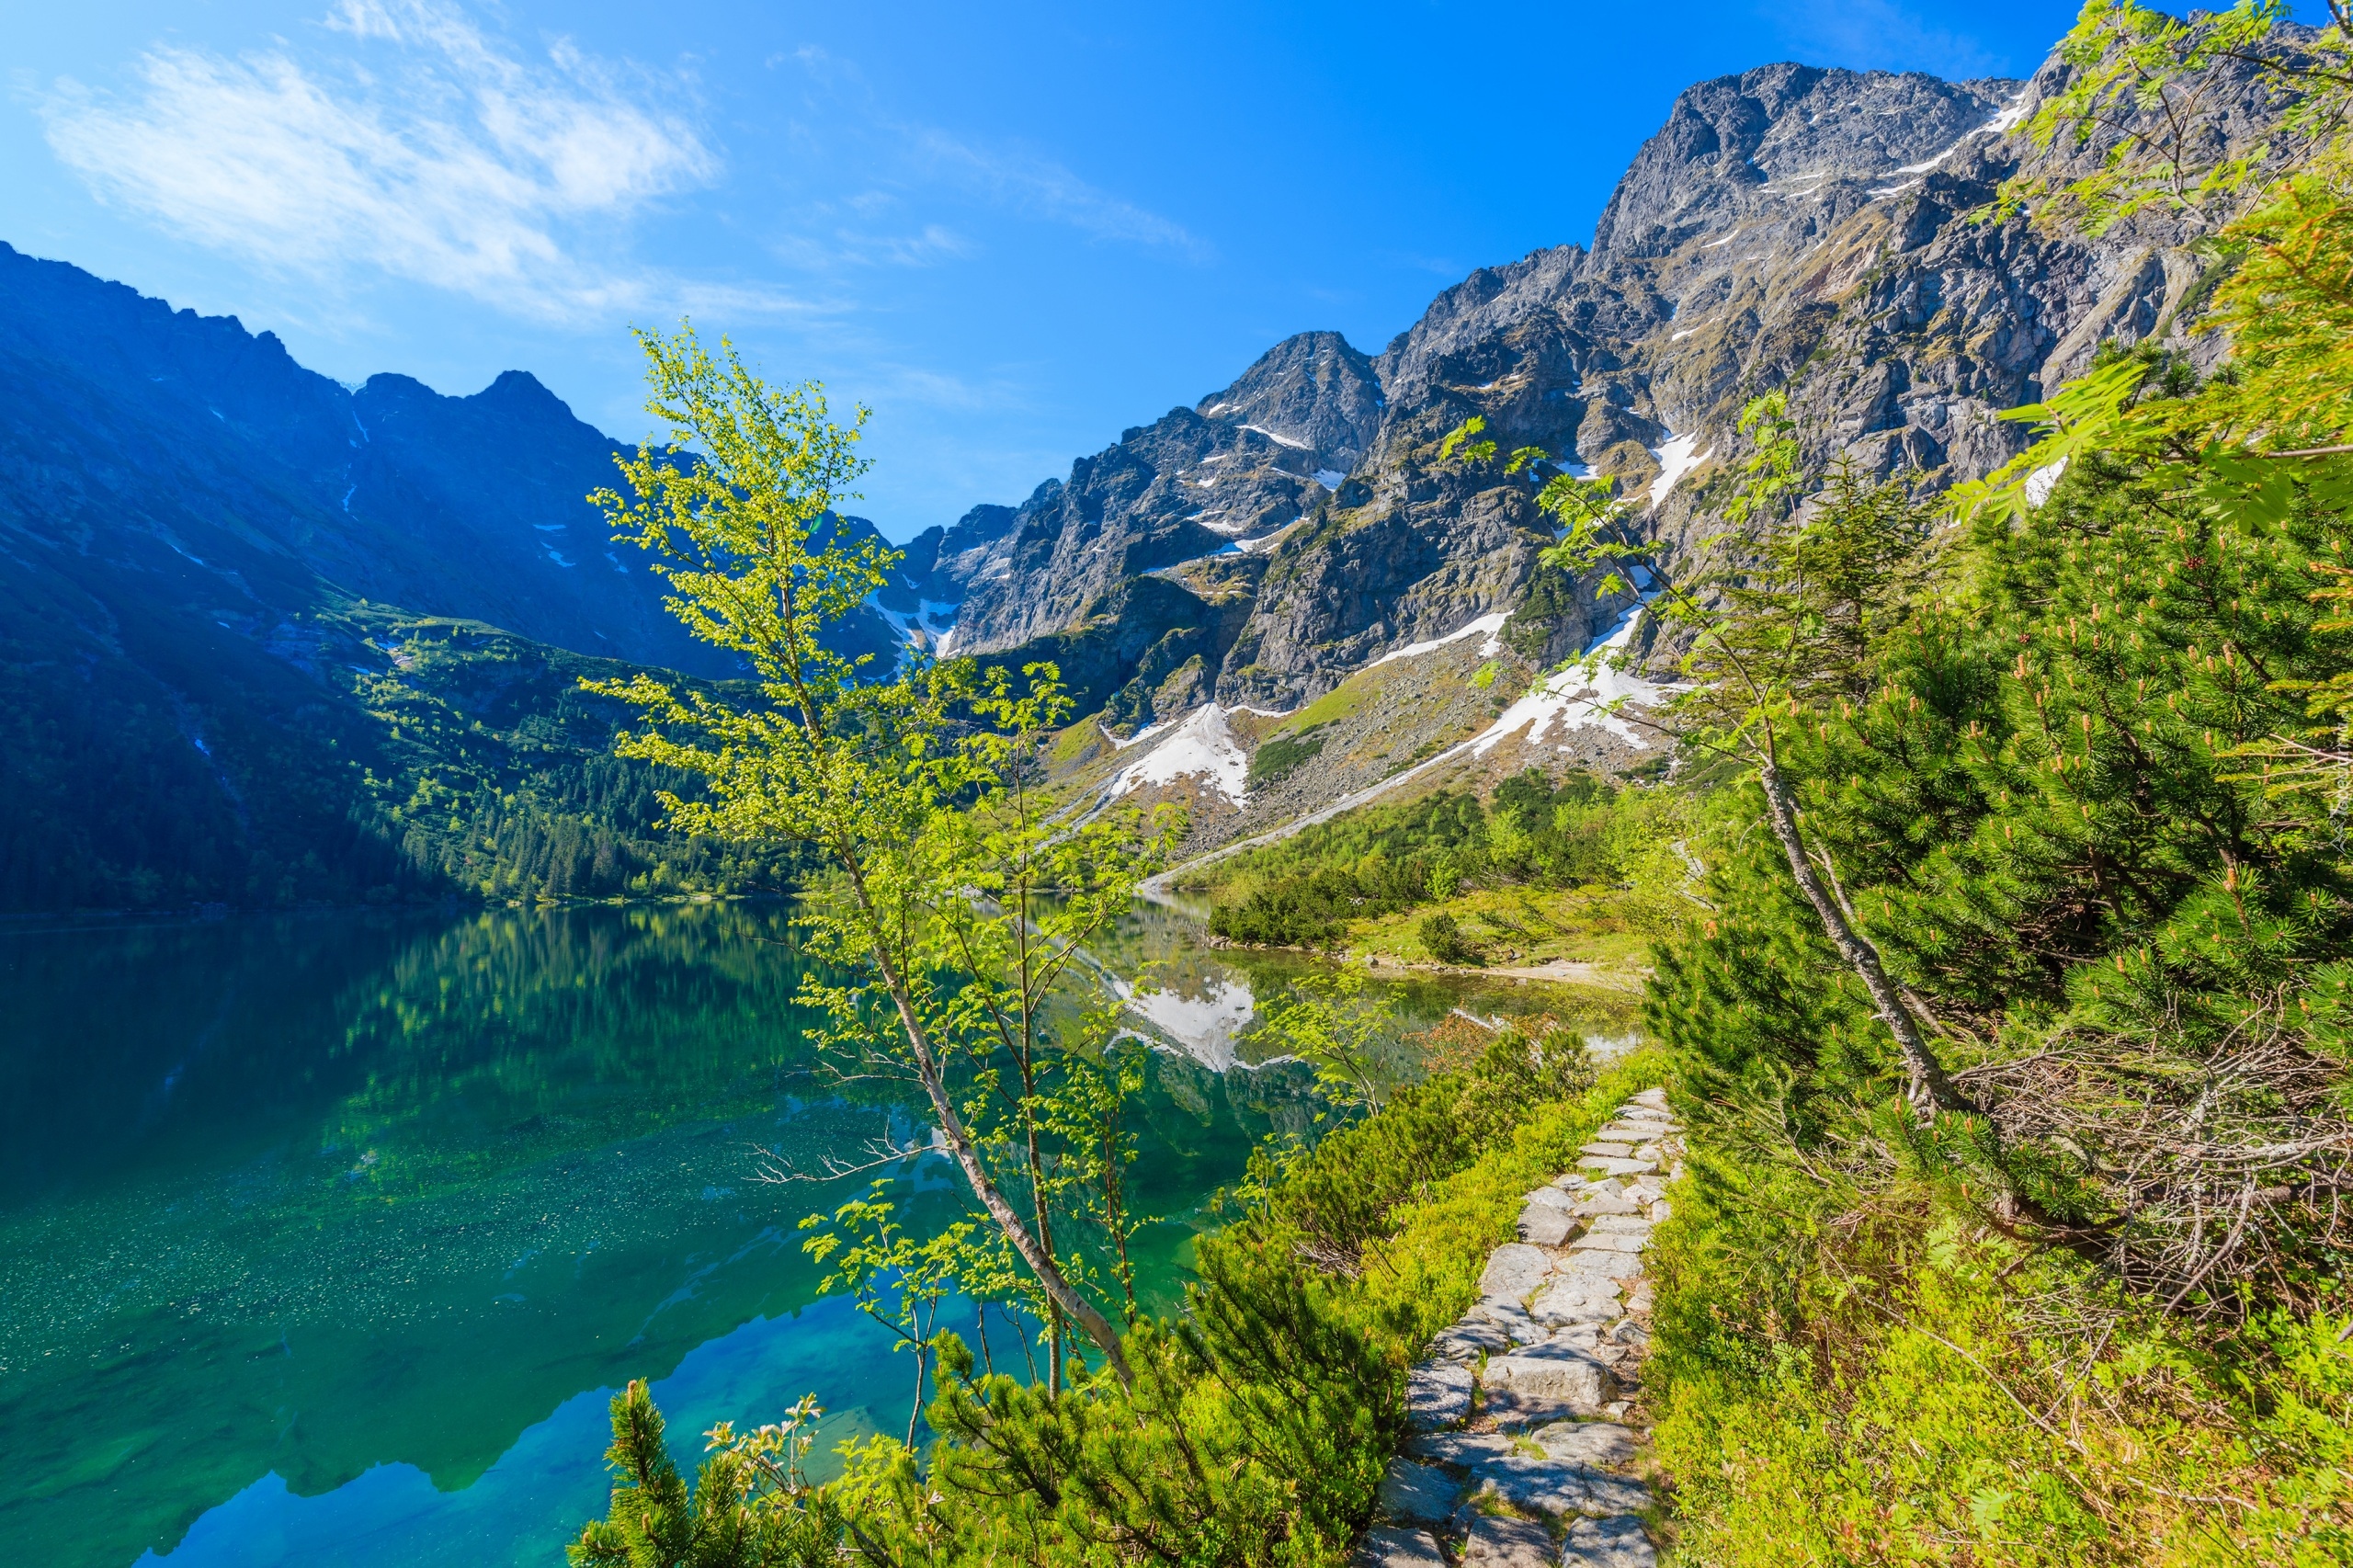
[6,0,2089,540]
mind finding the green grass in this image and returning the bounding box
[1643,1127,2353,1564]
[1287,679,1371,732]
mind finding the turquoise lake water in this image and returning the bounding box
[0,901,1634,1567]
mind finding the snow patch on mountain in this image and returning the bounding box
[1647,434,1711,508]
[1471,591,1673,754]
[1110,703,1249,802]
[1367,611,1510,668]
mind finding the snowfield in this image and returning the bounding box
[1110,702,1250,803]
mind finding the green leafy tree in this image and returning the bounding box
[584,324,1168,1387]
[800,1182,977,1446]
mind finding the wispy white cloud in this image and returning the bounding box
[906,129,1208,257]
[39,0,793,322]
[1769,0,2007,80]
[762,46,1208,267]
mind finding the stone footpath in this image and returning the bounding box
[1359,1088,1679,1568]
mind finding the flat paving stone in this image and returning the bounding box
[1355,1525,1449,1568]
[1459,1514,1554,1568]
[1561,1515,1659,1568]
[1574,1230,1650,1254]
[1472,1299,1547,1343]
[1404,1430,1518,1468]
[1580,1142,1635,1157]
[1586,1213,1654,1234]
[1377,1459,1462,1526]
[1405,1358,1473,1430]
[1483,1345,1615,1411]
[1531,1420,1644,1468]
[1478,1243,1552,1301]
[1429,1312,1513,1360]
[1524,1185,1578,1210]
[1557,1248,1645,1281]
[1573,1189,1645,1217]
[1577,1157,1660,1176]
[1472,1453,1651,1519]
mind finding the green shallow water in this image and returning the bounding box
[0,901,1637,1567]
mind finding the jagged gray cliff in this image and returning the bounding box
[926,40,2288,726]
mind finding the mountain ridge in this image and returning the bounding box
[0,29,2301,905]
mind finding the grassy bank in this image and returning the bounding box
[1642,1119,2353,1563]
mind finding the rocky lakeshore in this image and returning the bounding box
[1368,1087,1680,1568]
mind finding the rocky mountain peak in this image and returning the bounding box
[1590,64,2021,259]
[1196,330,1385,471]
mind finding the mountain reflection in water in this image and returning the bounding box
[0,899,1636,1568]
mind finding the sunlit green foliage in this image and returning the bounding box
[1199,772,1655,949]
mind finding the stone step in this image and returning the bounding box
[1405,1358,1472,1430]
[1366,1090,1676,1568]
[1563,1515,1659,1567]
[1356,1525,1448,1568]
[1461,1516,1554,1568]
[1477,1242,1552,1300]
[1573,1230,1650,1255]
[1376,1458,1460,1527]
[1586,1213,1654,1235]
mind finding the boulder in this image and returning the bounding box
[1405,1358,1474,1429]
[1356,1526,1449,1568]
[1477,1243,1552,1301]
[1377,1460,1462,1526]
[1561,1515,1658,1568]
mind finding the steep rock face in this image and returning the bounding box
[936,37,2298,739]
[1209,45,2287,710]
[947,333,1381,654]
